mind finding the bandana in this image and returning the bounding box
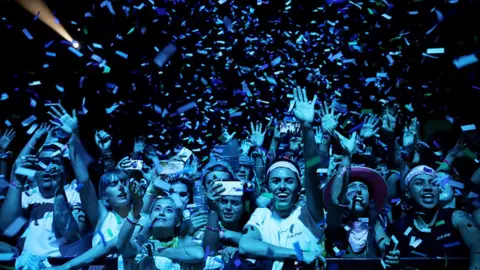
[347,221,369,253]
[266,161,301,180]
[405,165,437,187]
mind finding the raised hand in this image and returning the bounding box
[0,128,16,150]
[273,121,286,140]
[117,156,132,170]
[188,210,208,236]
[129,178,148,217]
[335,131,358,157]
[32,123,51,140]
[220,126,236,144]
[360,115,380,139]
[313,126,322,145]
[95,130,112,153]
[247,121,269,147]
[134,136,146,154]
[402,117,419,149]
[240,139,252,155]
[319,101,340,135]
[292,86,317,124]
[381,105,398,134]
[47,104,78,135]
[206,181,225,212]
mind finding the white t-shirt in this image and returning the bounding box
[245,206,324,270]
[92,211,125,246]
[20,181,82,258]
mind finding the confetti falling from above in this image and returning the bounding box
[0,0,479,161]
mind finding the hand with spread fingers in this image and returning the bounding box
[247,121,269,147]
[335,131,358,158]
[360,115,380,139]
[240,139,252,155]
[273,120,286,140]
[313,126,323,145]
[0,128,16,151]
[32,123,51,140]
[318,101,341,135]
[47,104,78,135]
[402,117,420,149]
[292,86,317,125]
[220,126,236,144]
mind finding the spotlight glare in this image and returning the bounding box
[72,41,80,49]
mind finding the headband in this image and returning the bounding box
[405,165,437,186]
[266,161,301,180]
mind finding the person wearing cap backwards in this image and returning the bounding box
[239,87,329,270]
[393,165,480,269]
[324,129,400,268]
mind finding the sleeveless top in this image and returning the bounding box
[393,208,468,259]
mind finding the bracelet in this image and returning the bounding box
[442,159,452,166]
[127,212,140,224]
[0,151,12,160]
[206,226,221,232]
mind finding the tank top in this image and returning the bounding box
[393,208,468,259]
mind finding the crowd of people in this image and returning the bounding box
[0,87,479,270]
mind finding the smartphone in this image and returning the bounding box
[219,181,244,196]
[158,161,184,174]
[126,160,143,170]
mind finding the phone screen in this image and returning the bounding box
[219,181,244,196]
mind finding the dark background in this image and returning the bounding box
[0,0,479,172]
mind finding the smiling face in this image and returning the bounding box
[268,167,299,215]
[218,195,244,224]
[346,181,371,216]
[150,198,179,229]
[407,174,440,210]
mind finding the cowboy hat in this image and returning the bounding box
[323,167,387,212]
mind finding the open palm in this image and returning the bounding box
[292,86,317,124]
[48,104,78,135]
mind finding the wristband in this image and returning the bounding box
[127,212,140,224]
[320,134,331,145]
[206,226,221,232]
[442,159,452,167]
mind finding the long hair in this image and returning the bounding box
[366,199,378,257]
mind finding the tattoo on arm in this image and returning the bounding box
[453,211,479,232]
[54,194,79,238]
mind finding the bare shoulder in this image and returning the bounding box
[452,210,478,231]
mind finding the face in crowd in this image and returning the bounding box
[268,167,299,215]
[289,136,303,152]
[218,195,244,224]
[100,170,132,209]
[346,180,371,216]
[407,174,440,210]
[236,165,252,182]
[169,180,190,210]
[204,165,234,191]
[35,148,67,197]
[150,197,180,230]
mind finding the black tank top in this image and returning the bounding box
[393,208,468,259]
